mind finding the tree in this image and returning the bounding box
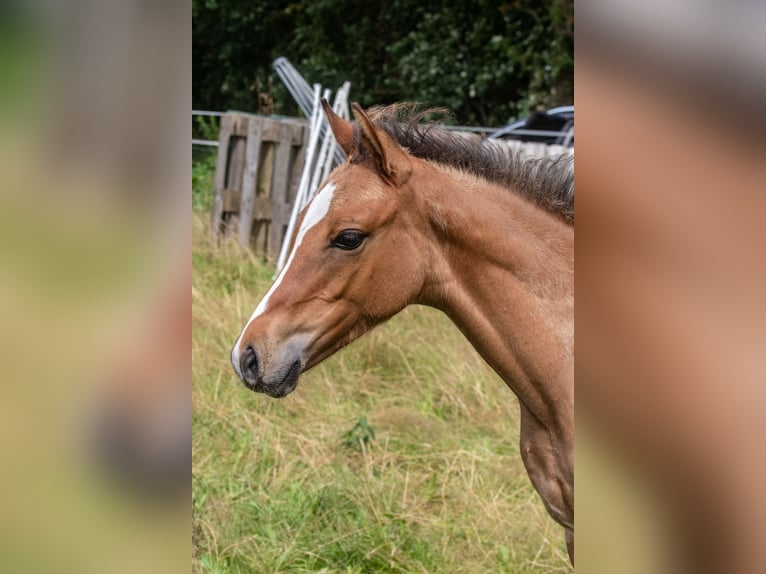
[193,0,573,126]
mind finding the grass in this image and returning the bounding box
[192,161,571,573]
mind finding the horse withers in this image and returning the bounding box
[230,101,574,564]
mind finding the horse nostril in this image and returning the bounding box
[240,345,259,384]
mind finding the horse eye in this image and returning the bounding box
[332,230,366,251]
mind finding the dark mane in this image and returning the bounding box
[353,103,574,224]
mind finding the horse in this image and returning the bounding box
[230,101,574,564]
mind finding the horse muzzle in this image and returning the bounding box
[233,343,302,398]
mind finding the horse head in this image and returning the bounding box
[231,102,429,397]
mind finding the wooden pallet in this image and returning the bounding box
[210,113,308,260]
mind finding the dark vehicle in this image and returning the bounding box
[488,106,573,147]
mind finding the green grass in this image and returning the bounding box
[192,161,570,573]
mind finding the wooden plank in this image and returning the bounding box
[250,141,275,254]
[210,114,233,239]
[289,121,307,145]
[283,126,304,206]
[227,136,246,195]
[258,142,275,198]
[229,115,284,142]
[214,115,232,193]
[237,118,264,249]
[268,122,294,260]
[260,120,281,142]
[223,134,246,237]
[222,189,241,211]
[252,142,275,253]
[252,197,274,219]
[230,114,248,136]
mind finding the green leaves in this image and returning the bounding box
[193,0,573,128]
[342,415,376,452]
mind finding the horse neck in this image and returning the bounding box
[413,162,574,431]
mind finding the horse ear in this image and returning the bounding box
[320,98,354,156]
[351,102,412,185]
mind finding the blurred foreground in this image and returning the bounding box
[576,2,766,573]
[0,1,189,573]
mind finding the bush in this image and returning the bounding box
[192,151,216,213]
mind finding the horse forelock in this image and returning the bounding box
[350,103,574,225]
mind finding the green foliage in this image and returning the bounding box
[192,152,216,212]
[385,1,573,124]
[193,0,572,126]
[341,415,376,452]
[194,114,220,142]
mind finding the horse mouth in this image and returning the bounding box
[246,359,302,398]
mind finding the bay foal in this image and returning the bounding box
[231,102,574,564]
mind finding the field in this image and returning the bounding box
[191,158,570,573]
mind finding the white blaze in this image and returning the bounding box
[231,182,336,376]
